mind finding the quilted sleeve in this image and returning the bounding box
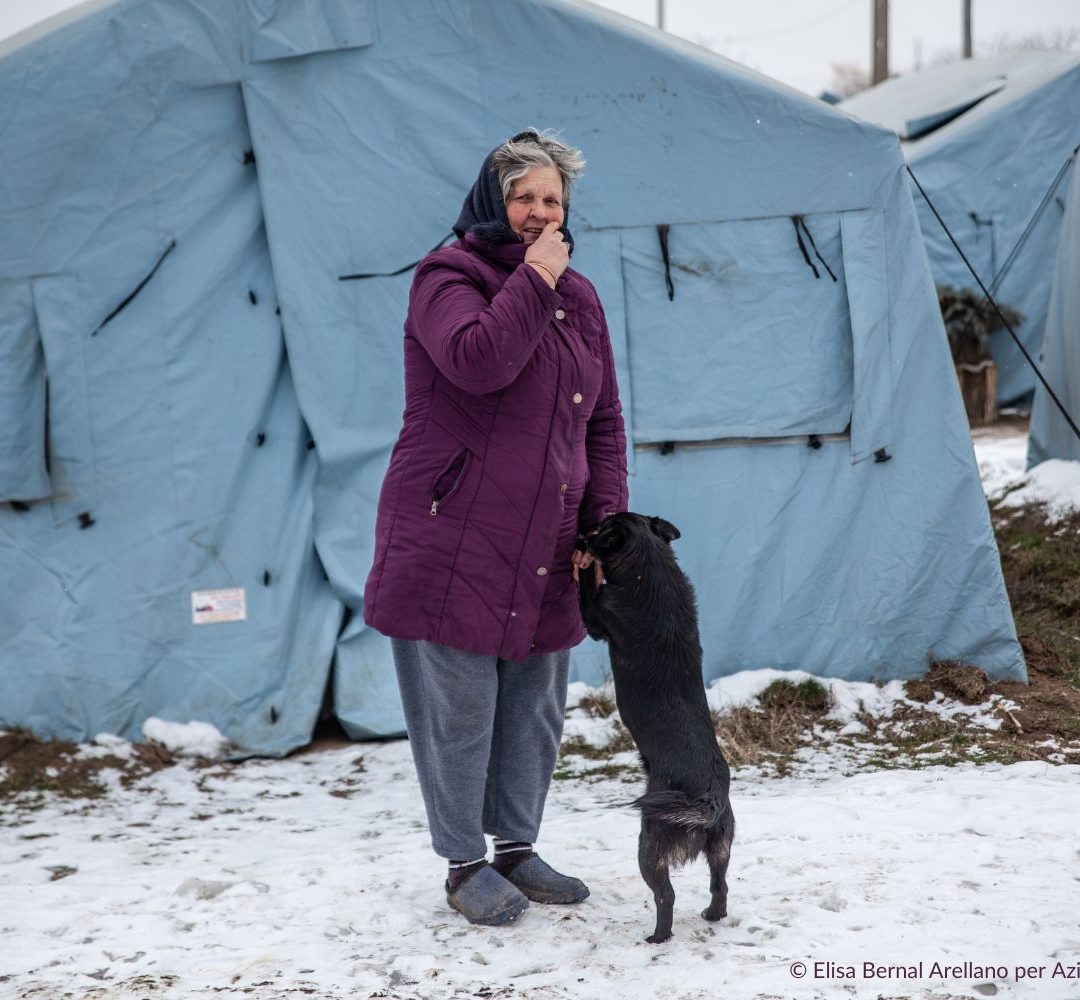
[407,254,562,396]
[579,302,629,531]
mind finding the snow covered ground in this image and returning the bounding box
[5,730,1080,1000]
[5,425,1080,1000]
[973,428,1080,521]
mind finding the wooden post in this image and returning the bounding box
[962,0,973,58]
[872,0,889,84]
[955,360,998,425]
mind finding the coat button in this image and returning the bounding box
[560,483,568,494]
[536,566,548,576]
[572,392,582,404]
[554,308,566,320]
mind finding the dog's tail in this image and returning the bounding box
[634,789,730,830]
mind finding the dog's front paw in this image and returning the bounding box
[583,622,607,642]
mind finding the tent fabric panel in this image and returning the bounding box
[333,619,406,740]
[0,1,167,279]
[0,41,344,753]
[0,282,51,501]
[586,171,1020,687]
[578,174,1022,687]
[842,209,893,462]
[5,278,343,755]
[477,0,899,232]
[612,440,1024,687]
[569,229,636,472]
[246,0,373,63]
[620,216,854,443]
[983,188,1067,406]
[1028,155,1080,467]
[239,39,487,616]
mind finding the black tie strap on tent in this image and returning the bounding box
[92,240,177,336]
[907,163,1080,445]
[791,215,838,282]
[338,232,454,281]
[656,224,675,300]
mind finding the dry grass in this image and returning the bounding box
[575,688,617,719]
[905,659,990,704]
[709,679,832,769]
[561,721,635,760]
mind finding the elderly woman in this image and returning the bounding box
[364,129,628,926]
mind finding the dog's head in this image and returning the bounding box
[580,512,681,575]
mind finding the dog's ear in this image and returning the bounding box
[649,516,681,544]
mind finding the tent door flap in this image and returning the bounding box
[0,280,51,502]
[841,209,893,463]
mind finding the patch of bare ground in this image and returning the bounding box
[0,730,175,814]
[992,501,1080,686]
[893,655,1080,766]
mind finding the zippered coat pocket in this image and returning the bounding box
[429,446,471,516]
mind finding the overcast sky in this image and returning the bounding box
[1,0,1078,95]
[590,0,1080,93]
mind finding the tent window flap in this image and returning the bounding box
[619,214,857,444]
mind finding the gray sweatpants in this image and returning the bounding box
[390,638,571,860]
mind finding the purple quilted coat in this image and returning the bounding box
[363,232,628,661]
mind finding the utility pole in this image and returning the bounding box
[872,0,889,84]
[962,0,973,58]
[657,0,665,31]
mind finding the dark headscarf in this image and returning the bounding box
[452,129,575,255]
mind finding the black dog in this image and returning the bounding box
[579,512,734,943]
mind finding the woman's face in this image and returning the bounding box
[505,165,565,244]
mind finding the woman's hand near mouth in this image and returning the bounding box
[525,221,569,288]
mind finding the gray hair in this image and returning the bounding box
[492,129,586,208]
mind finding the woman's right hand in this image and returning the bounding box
[525,221,570,284]
[572,549,603,590]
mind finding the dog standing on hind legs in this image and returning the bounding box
[578,512,734,943]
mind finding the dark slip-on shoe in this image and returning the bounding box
[500,854,590,904]
[445,862,530,926]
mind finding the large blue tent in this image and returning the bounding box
[0,0,1024,756]
[842,52,1080,406]
[1028,150,1080,467]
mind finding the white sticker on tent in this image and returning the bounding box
[191,588,246,625]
